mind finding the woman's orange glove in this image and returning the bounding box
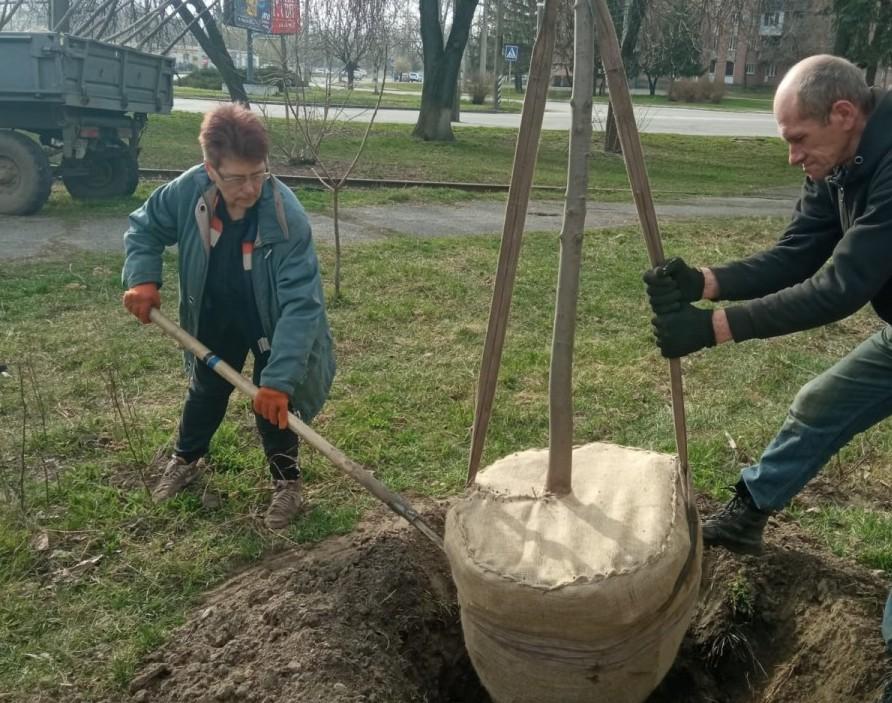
[123,283,161,324]
[254,387,290,429]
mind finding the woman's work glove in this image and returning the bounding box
[123,283,161,324]
[254,387,290,429]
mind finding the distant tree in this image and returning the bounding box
[17,0,248,103]
[316,0,390,88]
[832,0,892,85]
[638,0,703,95]
[603,0,648,154]
[414,0,480,141]
[0,0,25,31]
[170,0,248,103]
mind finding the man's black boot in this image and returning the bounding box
[702,480,771,555]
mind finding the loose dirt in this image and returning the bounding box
[128,492,890,703]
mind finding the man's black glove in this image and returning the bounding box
[643,257,705,314]
[651,304,716,358]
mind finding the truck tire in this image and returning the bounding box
[121,152,139,196]
[0,130,53,216]
[63,151,138,199]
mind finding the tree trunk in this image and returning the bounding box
[173,0,248,104]
[414,0,480,141]
[866,63,878,86]
[333,186,341,299]
[604,102,620,153]
[547,0,594,495]
[603,0,645,155]
[452,73,461,122]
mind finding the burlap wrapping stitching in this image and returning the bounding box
[445,442,703,703]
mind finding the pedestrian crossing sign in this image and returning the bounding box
[504,44,519,62]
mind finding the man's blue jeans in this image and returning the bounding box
[737,325,892,649]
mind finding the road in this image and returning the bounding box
[173,97,780,137]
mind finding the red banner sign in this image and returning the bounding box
[271,0,300,35]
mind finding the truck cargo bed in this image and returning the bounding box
[0,32,174,114]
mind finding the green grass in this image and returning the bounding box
[40,181,493,219]
[140,113,795,195]
[41,111,800,221]
[547,85,776,112]
[2,216,892,700]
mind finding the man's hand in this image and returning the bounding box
[643,257,705,314]
[254,387,290,429]
[651,304,716,358]
[123,283,161,324]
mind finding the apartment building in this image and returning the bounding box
[702,0,834,87]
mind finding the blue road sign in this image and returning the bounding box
[503,44,519,62]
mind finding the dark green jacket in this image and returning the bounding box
[122,164,335,422]
[712,88,892,341]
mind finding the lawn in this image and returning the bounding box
[39,111,801,221]
[142,114,796,195]
[2,217,892,700]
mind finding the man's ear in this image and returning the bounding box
[830,99,860,129]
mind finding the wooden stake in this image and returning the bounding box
[591,0,690,480]
[149,309,444,551]
[466,0,558,486]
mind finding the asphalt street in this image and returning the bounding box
[172,97,780,137]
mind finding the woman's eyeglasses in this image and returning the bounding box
[217,169,271,186]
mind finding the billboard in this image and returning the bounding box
[225,0,300,34]
[271,0,299,34]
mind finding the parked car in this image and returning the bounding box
[339,68,367,82]
[408,71,422,82]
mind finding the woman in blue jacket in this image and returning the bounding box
[122,103,335,529]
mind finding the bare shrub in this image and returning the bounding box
[668,79,724,104]
[465,72,492,105]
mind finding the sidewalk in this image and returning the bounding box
[0,192,798,261]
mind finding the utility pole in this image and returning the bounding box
[247,29,255,83]
[492,0,502,110]
[479,0,488,77]
[51,0,70,32]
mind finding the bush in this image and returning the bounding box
[176,66,307,91]
[178,67,224,90]
[668,79,725,104]
[465,72,492,105]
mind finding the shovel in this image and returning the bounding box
[148,308,444,550]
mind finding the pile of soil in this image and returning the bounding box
[129,495,891,703]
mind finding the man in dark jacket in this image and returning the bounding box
[122,104,335,530]
[643,54,892,652]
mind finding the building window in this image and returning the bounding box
[725,61,735,77]
[709,59,717,74]
[713,33,719,50]
[759,10,784,36]
[729,35,736,52]
[765,63,777,78]
[745,63,755,76]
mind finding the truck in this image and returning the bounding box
[0,32,174,216]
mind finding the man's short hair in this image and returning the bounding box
[199,103,269,166]
[790,54,871,123]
